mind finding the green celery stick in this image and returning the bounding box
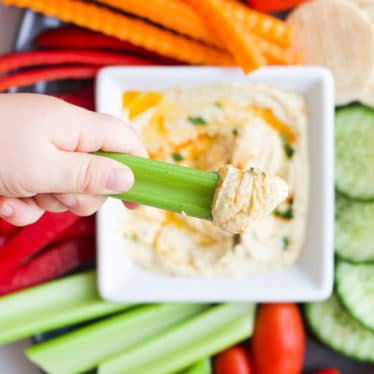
[26,303,209,374]
[96,152,219,219]
[181,358,211,374]
[0,272,131,345]
[98,303,255,374]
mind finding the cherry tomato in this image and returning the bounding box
[251,303,305,374]
[214,345,252,374]
[313,370,342,374]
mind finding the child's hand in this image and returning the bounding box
[0,93,147,226]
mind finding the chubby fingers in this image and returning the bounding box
[0,197,44,226]
[33,194,67,212]
[123,201,139,210]
[51,105,147,157]
[55,194,106,216]
[52,152,135,195]
[41,106,147,196]
[39,192,131,216]
[0,194,135,227]
[0,194,109,226]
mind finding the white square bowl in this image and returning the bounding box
[96,66,334,302]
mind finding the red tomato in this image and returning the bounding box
[214,345,252,374]
[250,303,305,374]
[313,370,341,374]
[247,0,307,12]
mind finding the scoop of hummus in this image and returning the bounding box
[211,165,289,234]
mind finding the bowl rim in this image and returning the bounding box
[96,66,335,302]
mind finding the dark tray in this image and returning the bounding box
[11,8,374,374]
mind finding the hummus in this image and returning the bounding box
[120,83,309,276]
[212,165,288,234]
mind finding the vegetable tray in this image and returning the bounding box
[13,8,374,374]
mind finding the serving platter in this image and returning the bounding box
[13,8,374,374]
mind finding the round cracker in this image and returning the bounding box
[363,5,374,19]
[348,0,374,19]
[351,0,374,7]
[287,0,374,105]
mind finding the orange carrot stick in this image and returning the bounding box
[247,32,302,65]
[223,0,294,47]
[185,0,265,72]
[1,0,233,66]
[97,0,293,50]
[96,0,220,47]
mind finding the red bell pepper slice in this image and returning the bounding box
[0,218,18,236]
[34,26,139,50]
[0,211,79,273]
[0,49,157,74]
[33,26,179,64]
[0,65,100,92]
[0,236,95,296]
[54,84,95,111]
[53,216,95,244]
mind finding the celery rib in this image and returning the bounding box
[98,303,255,374]
[0,272,130,346]
[26,303,208,374]
[96,152,219,219]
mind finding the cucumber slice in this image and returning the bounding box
[336,260,374,331]
[335,193,374,262]
[335,104,374,200]
[305,294,374,362]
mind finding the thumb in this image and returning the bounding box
[52,152,134,195]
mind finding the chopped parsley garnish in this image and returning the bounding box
[280,133,295,159]
[124,233,137,241]
[214,101,223,109]
[273,198,294,220]
[172,152,183,162]
[282,236,290,250]
[188,116,207,126]
[284,143,295,159]
[232,128,239,136]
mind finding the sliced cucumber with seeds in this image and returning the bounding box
[335,260,374,331]
[305,294,374,362]
[335,193,374,262]
[335,104,374,201]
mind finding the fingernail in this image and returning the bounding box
[58,194,77,208]
[0,202,14,217]
[107,168,134,193]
